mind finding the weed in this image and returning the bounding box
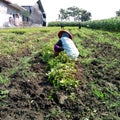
[44,107,63,120]
[91,82,106,100]
[11,30,26,35]
[48,90,54,100]
[68,92,77,101]
[0,74,9,84]
[93,89,105,99]
[0,90,9,99]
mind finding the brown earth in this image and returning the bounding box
[0,49,84,120]
[0,31,120,120]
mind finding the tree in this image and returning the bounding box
[58,6,91,22]
[58,9,69,21]
[80,10,91,22]
[67,6,80,18]
[116,9,120,16]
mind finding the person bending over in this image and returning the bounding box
[54,30,79,60]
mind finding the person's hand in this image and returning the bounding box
[54,52,59,56]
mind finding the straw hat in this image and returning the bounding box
[58,30,73,39]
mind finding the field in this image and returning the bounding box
[0,27,120,120]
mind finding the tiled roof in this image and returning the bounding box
[10,4,27,11]
[3,0,12,4]
[1,0,26,11]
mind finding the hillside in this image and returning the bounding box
[0,27,120,120]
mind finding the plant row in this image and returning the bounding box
[48,17,120,31]
[82,17,120,31]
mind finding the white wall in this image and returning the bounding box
[29,3,43,25]
[0,1,23,27]
[0,1,9,27]
[0,14,11,27]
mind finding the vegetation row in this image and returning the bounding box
[48,17,120,32]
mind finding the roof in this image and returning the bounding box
[37,0,45,13]
[9,4,27,11]
[1,0,26,11]
[2,0,11,4]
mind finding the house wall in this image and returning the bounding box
[0,1,22,27]
[0,1,8,27]
[0,1,7,13]
[0,0,46,27]
[22,2,46,26]
[29,3,43,26]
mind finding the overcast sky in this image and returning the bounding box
[11,0,120,22]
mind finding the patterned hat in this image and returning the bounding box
[58,30,73,39]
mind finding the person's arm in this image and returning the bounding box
[54,40,64,56]
[54,40,64,51]
[55,40,64,50]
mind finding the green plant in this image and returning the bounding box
[48,51,73,69]
[93,89,105,99]
[48,90,54,100]
[45,107,63,120]
[91,82,106,100]
[19,56,31,69]
[0,74,9,84]
[68,92,77,100]
[41,43,54,62]
[77,45,90,57]
[11,30,26,35]
[0,90,9,99]
[47,63,79,89]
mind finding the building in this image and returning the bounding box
[0,0,46,27]
[0,0,26,27]
[22,0,46,26]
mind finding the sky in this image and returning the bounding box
[10,0,120,22]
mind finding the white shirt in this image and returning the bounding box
[61,37,79,59]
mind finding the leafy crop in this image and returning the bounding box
[40,38,79,89]
[48,62,78,89]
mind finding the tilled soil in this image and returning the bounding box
[0,31,120,120]
[0,49,85,120]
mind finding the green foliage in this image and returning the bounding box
[19,57,31,69]
[48,21,80,27]
[91,82,106,99]
[68,92,77,101]
[82,17,120,31]
[41,43,54,62]
[93,89,105,99]
[11,30,26,35]
[58,6,91,22]
[47,52,79,89]
[80,58,94,65]
[48,62,78,89]
[78,45,90,57]
[48,52,73,68]
[48,90,54,100]
[45,107,63,119]
[0,90,9,99]
[0,74,9,84]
